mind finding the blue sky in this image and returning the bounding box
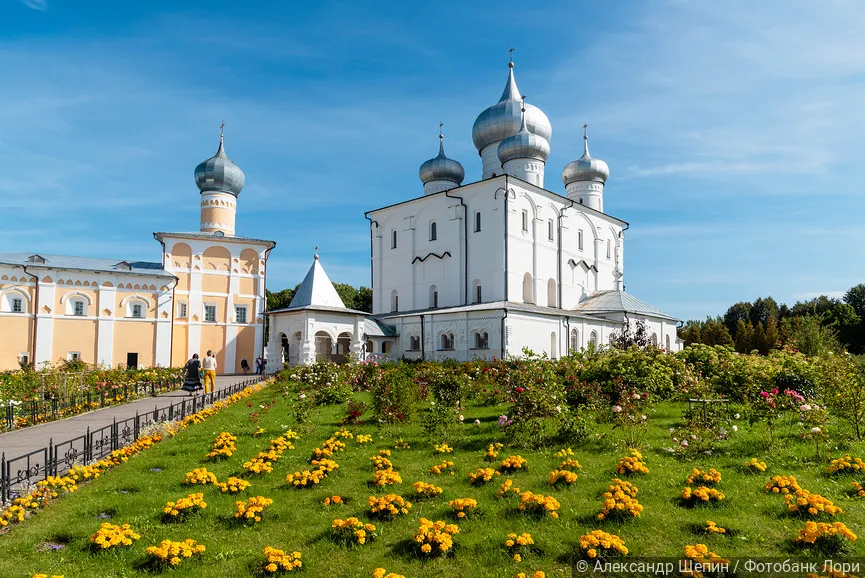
[2,0,864,321]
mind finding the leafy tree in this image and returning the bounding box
[702,318,734,347]
[763,316,780,352]
[333,283,359,309]
[750,297,779,326]
[355,286,373,313]
[790,295,838,319]
[678,321,702,347]
[789,315,841,356]
[844,284,865,318]
[724,302,752,337]
[266,286,297,312]
[734,319,754,353]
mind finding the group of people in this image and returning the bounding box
[182,352,267,395]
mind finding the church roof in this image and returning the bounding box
[0,252,173,277]
[573,290,678,321]
[267,255,373,316]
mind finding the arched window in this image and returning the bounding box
[548,219,554,241]
[429,285,438,308]
[578,229,584,251]
[390,290,399,313]
[651,332,658,347]
[1,289,29,313]
[391,230,398,249]
[606,239,611,259]
[62,292,92,317]
[473,279,482,303]
[589,330,599,349]
[570,328,579,352]
[521,210,528,232]
[474,211,482,232]
[522,273,533,304]
[474,331,489,349]
[381,341,391,354]
[440,333,455,350]
[546,278,556,308]
[430,221,437,241]
[665,334,671,352]
[409,336,421,350]
[550,331,558,360]
[123,295,151,319]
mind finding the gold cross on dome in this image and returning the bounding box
[508,46,515,62]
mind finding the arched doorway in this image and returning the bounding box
[337,332,352,361]
[315,331,333,359]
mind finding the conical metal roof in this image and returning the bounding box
[287,255,346,309]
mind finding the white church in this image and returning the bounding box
[265,58,681,368]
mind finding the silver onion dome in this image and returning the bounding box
[472,61,552,153]
[419,133,465,185]
[194,134,245,196]
[497,100,551,165]
[562,130,609,185]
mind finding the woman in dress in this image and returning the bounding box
[182,353,202,394]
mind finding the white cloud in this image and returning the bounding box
[20,0,47,11]
[791,290,846,301]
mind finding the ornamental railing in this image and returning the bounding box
[1,377,182,433]
[0,377,261,505]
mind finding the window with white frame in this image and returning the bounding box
[18,352,29,366]
[548,219,554,241]
[131,303,144,318]
[409,335,420,350]
[473,331,489,349]
[578,229,584,251]
[204,304,217,322]
[177,301,188,318]
[606,239,611,259]
[521,210,528,232]
[440,333,455,350]
[2,290,28,313]
[67,351,81,361]
[11,297,23,313]
[73,300,85,316]
[235,305,248,324]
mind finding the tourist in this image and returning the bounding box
[182,353,202,395]
[255,355,264,375]
[240,358,250,374]
[202,350,217,394]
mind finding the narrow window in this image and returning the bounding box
[391,290,399,313]
[410,336,420,350]
[548,219,554,241]
[68,351,81,361]
[391,230,397,249]
[73,300,85,316]
[606,239,611,259]
[433,290,438,308]
[578,229,584,251]
[475,284,482,303]
[131,303,143,318]
[521,210,528,232]
[474,211,482,232]
[430,221,437,241]
[235,305,248,324]
[205,304,217,322]
[11,298,23,313]
[178,302,188,318]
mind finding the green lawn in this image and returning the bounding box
[1,382,863,578]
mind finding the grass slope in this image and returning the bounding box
[1,384,863,577]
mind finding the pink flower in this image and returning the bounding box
[612,405,622,413]
[680,440,689,447]
[515,387,524,394]
[760,391,770,398]
[771,388,779,395]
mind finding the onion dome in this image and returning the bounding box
[419,130,465,186]
[562,127,609,185]
[472,60,552,153]
[194,134,245,196]
[497,99,550,165]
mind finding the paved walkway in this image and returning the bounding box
[0,375,260,458]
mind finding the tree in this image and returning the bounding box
[678,321,702,347]
[702,318,734,347]
[791,315,841,356]
[724,302,752,337]
[750,297,779,327]
[355,286,373,313]
[844,284,865,318]
[763,316,780,352]
[266,287,296,312]
[333,283,359,309]
[734,319,754,353]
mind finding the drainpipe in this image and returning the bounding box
[420,314,425,359]
[364,214,378,310]
[22,265,39,369]
[154,234,180,367]
[261,243,276,362]
[444,190,468,306]
[557,197,576,309]
[500,308,509,359]
[619,222,630,292]
[565,316,570,356]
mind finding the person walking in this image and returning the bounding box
[241,358,250,374]
[202,350,217,394]
[182,353,202,395]
[255,355,264,375]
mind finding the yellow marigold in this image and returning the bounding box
[332,428,354,439]
[368,494,412,518]
[372,468,402,487]
[234,496,274,523]
[743,458,767,473]
[795,521,857,546]
[162,493,207,520]
[597,479,642,520]
[827,455,865,475]
[615,449,648,475]
[514,573,545,578]
[145,538,206,566]
[559,457,582,471]
[89,522,140,550]
[548,469,578,486]
[373,568,406,578]
[685,468,722,485]
[414,517,459,556]
[500,455,528,472]
[469,467,500,485]
[216,477,251,494]
[429,460,454,475]
[370,454,394,471]
[394,439,411,449]
[705,520,726,534]
[682,543,729,577]
[448,498,478,519]
[484,442,504,462]
[356,434,373,444]
[681,486,725,504]
[784,489,842,517]
[413,481,443,499]
[323,495,344,506]
[764,474,802,495]
[578,530,628,559]
[205,432,237,459]
[497,479,521,498]
[332,517,377,546]
[263,546,302,573]
[518,491,560,519]
[851,481,865,498]
[555,447,575,458]
[434,443,454,454]
[182,467,218,486]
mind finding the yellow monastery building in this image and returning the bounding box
[0,134,275,373]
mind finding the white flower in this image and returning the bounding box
[680,440,689,447]
[298,393,306,400]
[734,413,741,419]
[555,405,562,413]
[732,425,738,432]
[474,419,481,426]
[459,415,464,422]
[811,427,821,434]
[632,393,641,400]
[612,405,623,413]
[800,404,811,412]
[669,427,675,433]
[641,415,647,421]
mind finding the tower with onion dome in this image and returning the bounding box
[497,97,550,187]
[195,127,245,236]
[472,53,551,180]
[562,125,610,212]
[419,125,465,195]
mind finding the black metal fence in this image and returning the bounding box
[0,377,261,505]
[2,377,183,432]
